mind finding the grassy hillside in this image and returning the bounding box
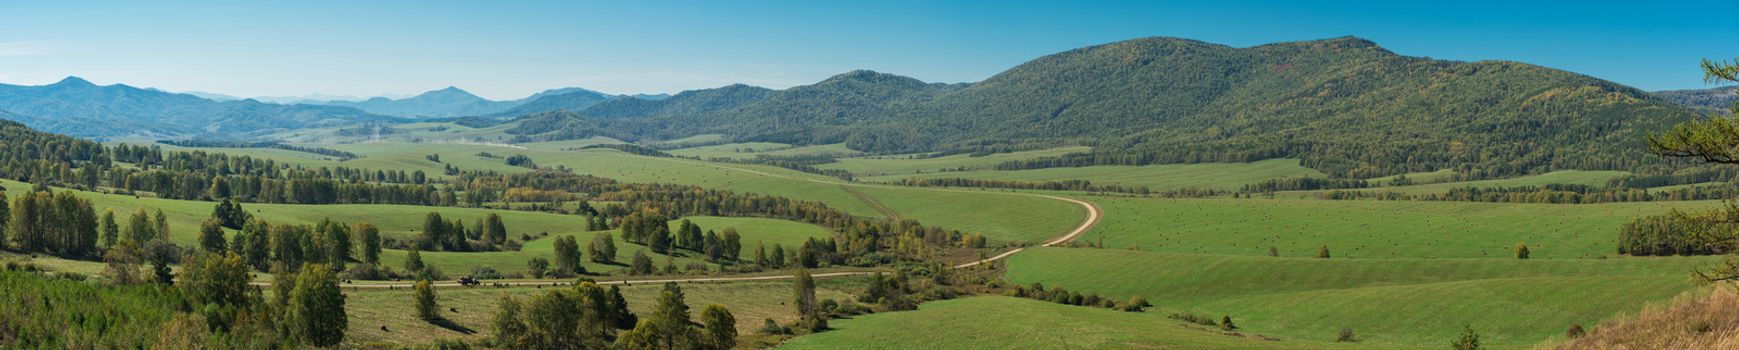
[819,146,1091,176]
[861,158,1322,191]
[1079,196,1724,259]
[1007,248,1714,348]
[780,296,1345,349]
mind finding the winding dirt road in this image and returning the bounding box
[305,157,1103,289]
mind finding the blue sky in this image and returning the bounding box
[1,0,1733,99]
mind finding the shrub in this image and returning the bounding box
[1337,327,1356,342]
[1566,324,1585,339]
[1452,325,1481,350]
[1515,242,1531,259]
[1317,245,1331,259]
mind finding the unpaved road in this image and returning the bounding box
[298,157,1103,289]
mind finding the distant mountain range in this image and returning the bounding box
[0,77,401,139]
[0,77,670,138]
[1655,86,1737,112]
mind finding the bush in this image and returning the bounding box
[1566,323,1585,339]
[1168,312,1218,327]
[1452,325,1481,350]
[758,318,790,335]
[470,266,502,279]
[1337,327,1356,342]
[1514,242,1531,259]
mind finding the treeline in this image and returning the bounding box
[1312,184,1738,204]
[156,139,359,160]
[1240,177,1370,193]
[889,177,1152,194]
[1617,205,1739,256]
[583,143,673,157]
[698,155,855,181]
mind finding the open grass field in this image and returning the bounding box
[849,186,1085,243]
[779,296,1348,349]
[666,142,861,160]
[1076,196,1724,259]
[126,140,1091,243]
[344,278,862,347]
[817,146,1091,176]
[1279,170,1633,197]
[1006,247,1716,349]
[859,158,1324,191]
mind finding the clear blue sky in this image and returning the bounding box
[1,0,1733,100]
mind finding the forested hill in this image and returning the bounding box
[509,72,966,142]
[508,36,1700,178]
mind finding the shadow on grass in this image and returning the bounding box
[426,317,476,335]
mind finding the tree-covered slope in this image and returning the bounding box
[508,71,963,142]
[857,36,1699,177]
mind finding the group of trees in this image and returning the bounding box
[221,216,384,277]
[3,188,100,258]
[155,140,359,160]
[491,281,736,349]
[419,212,512,252]
[890,177,1151,194]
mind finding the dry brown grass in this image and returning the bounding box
[1551,286,1739,349]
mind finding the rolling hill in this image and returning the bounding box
[505,36,1701,179]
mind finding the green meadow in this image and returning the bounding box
[860,158,1324,191]
[1006,248,1713,349]
[1076,196,1724,259]
[818,146,1091,176]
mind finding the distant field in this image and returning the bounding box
[1007,247,1715,349]
[780,296,1345,349]
[345,278,861,347]
[850,186,1085,243]
[1078,196,1722,259]
[666,142,793,159]
[819,147,1091,176]
[96,141,1092,247]
[1281,170,1631,197]
[667,142,860,160]
[860,158,1324,191]
[1366,169,1457,186]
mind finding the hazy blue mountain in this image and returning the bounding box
[0,77,399,138]
[507,71,963,142]
[490,89,617,117]
[630,93,671,100]
[1656,86,1736,112]
[179,91,241,101]
[322,86,520,118]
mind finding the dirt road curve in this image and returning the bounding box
[286,159,1103,289]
